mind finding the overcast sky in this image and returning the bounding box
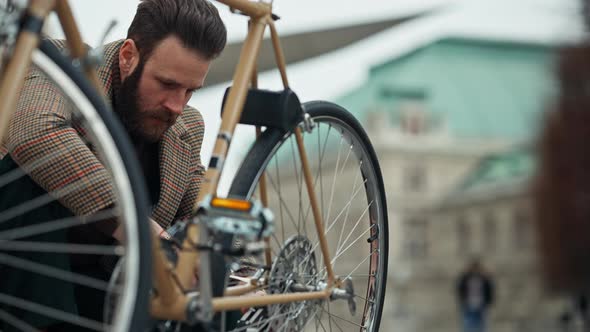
[52,0,454,44]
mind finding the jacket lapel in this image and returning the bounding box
[97,40,124,104]
[151,116,191,228]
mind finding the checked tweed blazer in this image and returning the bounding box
[0,39,206,229]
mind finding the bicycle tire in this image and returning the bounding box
[0,40,151,331]
[228,101,388,331]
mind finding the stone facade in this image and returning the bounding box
[365,116,568,332]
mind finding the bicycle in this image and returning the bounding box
[0,0,388,331]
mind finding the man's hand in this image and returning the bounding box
[149,218,172,240]
[112,218,171,243]
[116,219,200,288]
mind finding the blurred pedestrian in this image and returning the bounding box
[456,259,495,332]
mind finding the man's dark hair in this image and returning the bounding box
[127,0,226,61]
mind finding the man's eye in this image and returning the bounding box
[161,81,175,88]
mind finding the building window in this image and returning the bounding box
[483,212,497,253]
[400,100,428,135]
[456,216,470,256]
[513,208,530,249]
[378,87,428,135]
[404,218,428,259]
[404,164,427,193]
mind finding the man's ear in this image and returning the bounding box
[119,39,140,80]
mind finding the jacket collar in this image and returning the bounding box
[152,118,191,228]
[96,39,123,105]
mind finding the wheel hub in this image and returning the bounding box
[268,235,322,330]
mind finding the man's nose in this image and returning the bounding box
[163,90,185,116]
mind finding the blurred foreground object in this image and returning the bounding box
[535,42,590,294]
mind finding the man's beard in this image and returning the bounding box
[115,60,175,144]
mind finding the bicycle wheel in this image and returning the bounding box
[0,41,151,331]
[229,101,388,331]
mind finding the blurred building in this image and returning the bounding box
[336,37,566,331]
[427,146,561,331]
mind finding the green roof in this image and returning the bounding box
[458,146,535,192]
[336,37,557,140]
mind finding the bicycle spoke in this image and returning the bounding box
[324,178,368,235]
[332,224,375,268]
[289,137,303,238]
[322,304,346,332]
[317,124,324,230]
[302,178,368,271]
[274,157,286,243]
[301,123,333,236]
[319,305,366,329]
[0,308,40,332]
[0,292,107,331]
[355,293,375,305]
[301,307,321,331]
[227,304,301,332]
[324,132,344,238]
[266,173,300,233]
[317,311,329,332]
[0,148,66,190]
[334,201,374,256]
[0,164,30,190]
[271,232,283,252]
[297,159,308,244]
[332,316,346,332]
[339,144,353,176]
[335,161,362,255]
[299,186,371,280]
[345,249,378,281]
[0,252,120,292]
[275,314,292,332]
[220,310,227,332]
[298,160,309,243]
[327,300,334,332]
[0,241,124,255]
[320,224,375,279]
[0,174,104,225]
[0,208,118,240]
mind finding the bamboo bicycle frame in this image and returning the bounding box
[0,0,342,324]
[151,0,341,321]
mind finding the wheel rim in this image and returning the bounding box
[239,111,387,332]
[0,51,143,332]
